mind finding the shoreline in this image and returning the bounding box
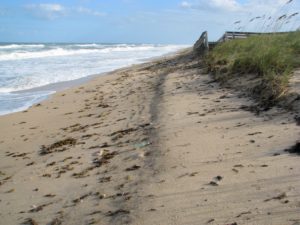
[0,48,299,225]
[0,74,104,117]
[1,48,190,117]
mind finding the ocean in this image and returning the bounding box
[0,43,187,115]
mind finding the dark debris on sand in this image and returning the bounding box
[285,142,300,155]
[106,209,130,217]
[40,138,77,155]
[21,218,38,225]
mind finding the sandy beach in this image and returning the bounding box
[0,49,299,225]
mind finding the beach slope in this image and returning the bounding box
[0,49,299,225]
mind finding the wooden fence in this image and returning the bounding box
[217,31,289,42]
[193,30,291,54]
[217,31,265,42]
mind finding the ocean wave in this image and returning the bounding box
[72,43,103,47]
[0,45,181,61]
[0,72,81,93]
[0,48,101,61]
[0,43,188,115]
[0,44,45,49]
[72,43,140,48]
[0,90,54,115]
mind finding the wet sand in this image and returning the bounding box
[0,49,299,225]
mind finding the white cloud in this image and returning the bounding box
[25,4,107,20]
[39,3,64,12]
[180,0,296,13]
[180,1,192,9]
[180,0,241,12]
[177,0,300,35]
[209,0,240,11]
[76,7,106,17]
[25,3,66,20]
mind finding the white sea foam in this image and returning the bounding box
[0,48,96,61]
[0,44,45,49]
[0,91,53,116]
[73,43,102,47]
[0,44,182,61]
[0,43,189,115]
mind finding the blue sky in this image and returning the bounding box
[0,0,299,44]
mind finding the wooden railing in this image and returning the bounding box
[194,31,291,54]
[193,31,209,55]
[217,31,289,42]
[217,31,263,42]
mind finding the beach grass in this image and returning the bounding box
[206,31,300,104]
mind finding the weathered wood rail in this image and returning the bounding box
[217,31,290,42]
[193,31,209,55]
[217,31,266,42]
[193,30,291,55]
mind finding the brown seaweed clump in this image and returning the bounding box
[40,138,77,155]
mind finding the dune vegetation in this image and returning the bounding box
[206,31,300,105]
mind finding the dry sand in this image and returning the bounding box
[0,49,299,225]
